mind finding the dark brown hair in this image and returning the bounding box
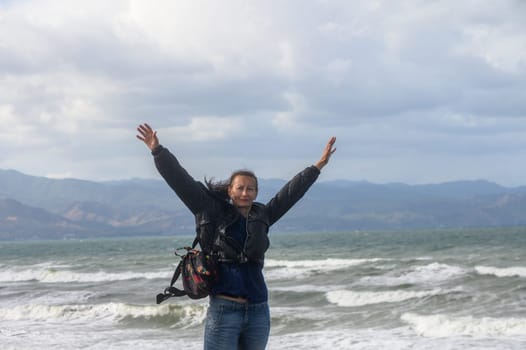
[205,169,258,201]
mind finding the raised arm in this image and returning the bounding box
[266,136,337,225]
[136,123,208,214]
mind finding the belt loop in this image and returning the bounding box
[243,302,249,324]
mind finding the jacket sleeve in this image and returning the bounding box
[265,165,320,226]
[152,145,208,214]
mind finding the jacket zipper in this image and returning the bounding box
[241,210,251,263]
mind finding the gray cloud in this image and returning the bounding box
[0,0,525,185]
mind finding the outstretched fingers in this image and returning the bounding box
[326,136,336,153]
[136,123,159,150]
[323,136,337,159]
[136,123,152,139]
[315,136,337,170]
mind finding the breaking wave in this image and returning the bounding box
[326,289,443,307]
[402,312,526,338]
[265,258,383,280]
[0,302,206,328]
[0,265,170,283]
[475,266,526,278]
[359,262,466,286]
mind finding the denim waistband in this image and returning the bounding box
[209,295,268,310]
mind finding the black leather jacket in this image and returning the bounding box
[152,145,320,263]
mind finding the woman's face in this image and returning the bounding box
[228,175,258,209]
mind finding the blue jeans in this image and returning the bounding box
[204,296,270,350]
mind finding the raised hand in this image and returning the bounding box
[315,136,336,170]
[136,123,160,151]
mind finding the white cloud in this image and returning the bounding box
[0,0,525,185]
[0,72,120,139]
[0,105,43,146]
[271,92,313,133]
[457,26,526,74]
[164,116,243,142]
[112,0,294,80]
[323,58,352,86]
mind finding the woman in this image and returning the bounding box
[136,123,336,350]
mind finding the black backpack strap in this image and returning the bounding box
[156,236,201,304]
[156,259,185,304]
[191,236,199,249]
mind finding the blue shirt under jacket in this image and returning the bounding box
[210,215,268,303]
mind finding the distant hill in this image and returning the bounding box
[0,198,91,240]
[1,168,526,240]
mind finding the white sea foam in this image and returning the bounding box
[326,289,443,307]
[475,266,526,278]
[402,312,526,338]
[3,321,523,350]
[0,302,207,327]
[270,284,346,293]
[0,266,171,283]
[1,290,97,306]
[271,306,330,328]
[359,262,466,286]
[268,329,413,350]
[265,258,382,280]
[266,328,520,350]
[0,322,204,350]
[266,257,383,269]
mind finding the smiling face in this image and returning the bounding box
[228,175,258,211]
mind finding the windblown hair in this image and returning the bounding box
[205,169,258,201]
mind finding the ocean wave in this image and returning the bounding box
[266,257,384,269]
[265,258,383,280]
[270,284,345,293]
[0,302,207,327]
[359,262,466,286]
[1,290,98,306]
[402,312,526,338]
[326,289,443,307]
[0,266,171,283]
[271,306,329,328]
[475,266,526,278]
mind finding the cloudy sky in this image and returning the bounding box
[1,0,526,186]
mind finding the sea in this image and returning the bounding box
[1,228,525,349]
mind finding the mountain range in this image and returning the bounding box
[1,168,526,240]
